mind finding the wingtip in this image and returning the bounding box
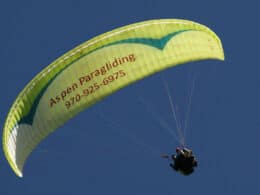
[15,169,23,178]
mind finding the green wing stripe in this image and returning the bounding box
[19,29,190,126]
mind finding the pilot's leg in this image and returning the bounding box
[170,163,178,171]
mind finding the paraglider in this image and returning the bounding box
[162,147,198,175]
[2,19,224,177]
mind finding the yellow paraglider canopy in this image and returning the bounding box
[3,19,224,177]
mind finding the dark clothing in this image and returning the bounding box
[170,148,198,175]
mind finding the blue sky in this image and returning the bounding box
[1,0,259,194]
